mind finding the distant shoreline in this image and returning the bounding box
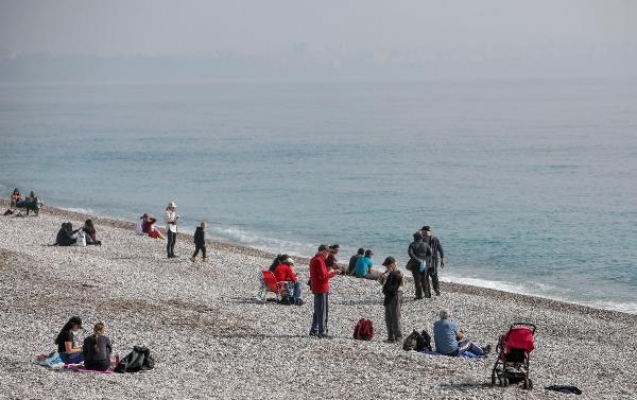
[2,197,633,321]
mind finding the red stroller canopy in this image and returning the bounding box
[505,327,535,354]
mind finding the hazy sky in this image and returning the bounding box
[1,0,636,56]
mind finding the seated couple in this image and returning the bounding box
[433,310,491,357]
[54,220,102,246]
[136,213,166,240]
[355,249,384,280]
[6,189,39,215]
[55,317,113,371]
[269,254,304,305]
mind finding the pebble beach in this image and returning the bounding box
[1,201,636,400]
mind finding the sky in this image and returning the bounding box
[1,0,636,80]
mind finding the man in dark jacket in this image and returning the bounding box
[407,232,431,299]
[421,225,445,297]
[382,256,403,343]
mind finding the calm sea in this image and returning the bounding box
[1,79,636,313]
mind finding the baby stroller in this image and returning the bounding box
[491,322,536,389]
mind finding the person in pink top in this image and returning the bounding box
[274,257,304,305]
[309,244,340,338]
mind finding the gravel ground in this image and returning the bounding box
[0,203,635,399]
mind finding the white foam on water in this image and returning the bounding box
[211,225,316,258]
[442,275,637,314]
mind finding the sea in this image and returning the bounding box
[1,78,636,313]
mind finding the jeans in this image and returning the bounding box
[60,352,84,364]
[412,269,427,298]
[423,257,440,297]
[310,293,329,335]
[167,230,177,256]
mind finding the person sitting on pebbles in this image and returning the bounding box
[82,322,113,371]
[355,249,382,279]
[433,310,491,357]
[55,316,84,364]
[140,213,166,240]
[274,257,304,305]
[54,222,77,246]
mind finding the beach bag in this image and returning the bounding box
[420,329,433,351]
[403,330,426,351]
[354,318,374,341]
[114,346,155,373]
[74,229,86,247]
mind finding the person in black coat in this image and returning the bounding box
[382,256,403,343]
[55,222,77,246]
[190,222,208,263]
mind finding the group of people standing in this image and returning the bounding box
[136,202,209,263]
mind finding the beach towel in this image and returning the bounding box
[65,365,114,374]
[422,350,487,359]
[34,351,65,369]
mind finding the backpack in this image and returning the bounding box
[354,318,374,341]
[420,329,433,351]
[114,346,155,373]
[402,329,432,351]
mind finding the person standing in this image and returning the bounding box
[191,222,208,263]
[82,322,113,371]
[421,225,445,297]
[309,244,340,338]
[165,202,179,258]
[381,257,403,343]
[407,231,432,300]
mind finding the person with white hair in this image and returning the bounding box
[433,309,491,357]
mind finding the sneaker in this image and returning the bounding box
[203,257,209,263]
[309,331,320,337]
[435,291,441,296]
[295,299,305,306]
[482,345,492,355]
[190,257,196,262]
[318,333,332,339]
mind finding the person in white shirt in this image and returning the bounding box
[165,202,179,258]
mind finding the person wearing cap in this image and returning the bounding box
[165,202,179,258]
[274,257,304,305]
[355,249,380,279]
[420,225,446,297]
[54,316,85,364]
[326,244,344,273]
[348,248,365,276]
[433,310,491,357]
[407,231,432,300]
[309,244,341,338]
[382,256,403,343]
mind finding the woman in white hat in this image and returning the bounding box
[165,202,179,258]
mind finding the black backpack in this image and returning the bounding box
[114,346,155,373]
[403,329,433,351]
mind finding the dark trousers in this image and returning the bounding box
[412,269,427,299]
[310,293,329,335]
[84,360,110,371]
[424,258,440,297]
[384,292,403,340]
[167,230,177,256]
[192,244,206,258]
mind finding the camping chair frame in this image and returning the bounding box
[491,322,536,390]
[256,270,286,302]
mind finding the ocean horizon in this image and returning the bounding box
[2,78,636,313]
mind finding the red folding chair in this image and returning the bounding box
[256,270,286,302]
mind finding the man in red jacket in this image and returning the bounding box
[309,244,340,338]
